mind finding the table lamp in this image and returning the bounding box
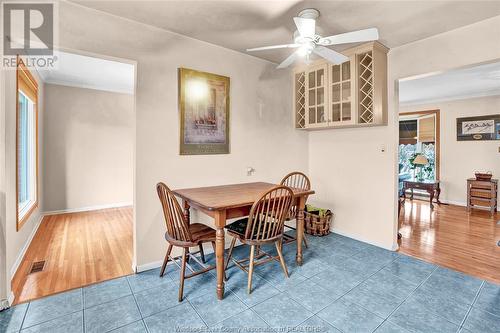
[413,154,428,181]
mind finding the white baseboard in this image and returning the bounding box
[405,194,466,207]
[0,299,9,311]
[331,228,396,252]
[135,260,162,273]
[8,292,14,307]
[0,292,14,310]
[43,202,132,216]
[439,199,466,207]
[9,214,45,278]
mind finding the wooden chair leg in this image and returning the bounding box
[199,244,206,263]
[303,232,309,249]
[247,245,255,294]
[224,238,236,274]
[275,241,289,278]
[160,244,173,277]
[178,247,188,302]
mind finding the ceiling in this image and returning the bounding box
[71,0,500,64]
[38,51,135,94]
[399,61,500,105]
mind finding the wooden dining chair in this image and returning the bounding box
[224,185,294,293]
[280,171,311,248]
[156,182,217,301]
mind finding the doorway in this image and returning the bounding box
[11,50,136,304]
[396,60,500,283]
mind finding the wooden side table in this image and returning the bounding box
[467,178,498,215]
[402,179,441,209]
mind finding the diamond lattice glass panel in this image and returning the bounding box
[342,62,350,81]
[317,106,325,123]
[332,103,340,122]
[309,89,316,106]
[342,82,351,101]
[342,102,351,121]
[332,65,340,83]
[317,69,324,86]
[309,107,316,123]
[309,72,316,88]
[332,84,340,102]
[317,87,324,105]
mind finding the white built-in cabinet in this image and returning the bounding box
[293,42,388,130]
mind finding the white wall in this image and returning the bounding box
[2,66,45,301]
[54,2,308,269]
[43,84,134,212]
[400,96,500,206]
[309,15,500,250]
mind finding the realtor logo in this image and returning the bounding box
[3,2,54,55]
[2,1,58,69]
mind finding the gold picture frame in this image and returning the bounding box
[178,68,230,155]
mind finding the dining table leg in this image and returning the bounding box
[214,210,226,300]
[296,195,306,266]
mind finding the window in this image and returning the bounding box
[399,111,440,183]
[16,59,38,230]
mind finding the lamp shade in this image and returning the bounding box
[413,154,428,166]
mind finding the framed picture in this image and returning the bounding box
[178,68,230,155]
[456,114,500,141]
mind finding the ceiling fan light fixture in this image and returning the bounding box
[297,42,314,57]
[246,8,379,69]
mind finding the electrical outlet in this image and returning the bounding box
[246,167,255,176]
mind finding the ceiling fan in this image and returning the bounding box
[247,8,379,69]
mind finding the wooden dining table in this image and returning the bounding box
[173,181,314,300]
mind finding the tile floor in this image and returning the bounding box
[1,233,499,333]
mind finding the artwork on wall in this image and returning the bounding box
[178,68,230,155]
[456,114,500,141]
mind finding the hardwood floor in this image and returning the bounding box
[12,207,133,305]
[398,199,500,283]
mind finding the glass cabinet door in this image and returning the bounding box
[306,65,328,127]
[330,58,354,125]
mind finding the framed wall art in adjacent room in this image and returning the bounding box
[456,114,500,141]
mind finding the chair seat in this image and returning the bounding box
[226,218,249,237]
[190,223,216,243]
[226,218,274,239]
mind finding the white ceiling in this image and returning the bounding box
[71,0,500,64]
[399,61,500,106]
[38,51,135,94]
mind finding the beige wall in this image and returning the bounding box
[0,66,7,304]
[55,2,308,269]
[43,84,134,212]
[308,15,500,250]
[400,96,500,206]
[2,66,45,301]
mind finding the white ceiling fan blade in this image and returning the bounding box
[293,17,316,38]
[313,46,349,64]
[319,28,379,46]
[277,51,299,69]
[246,43,300,52]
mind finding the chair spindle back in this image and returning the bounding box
[156,182,192,243]
[245,186,294,242]
[280,172,311,219]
